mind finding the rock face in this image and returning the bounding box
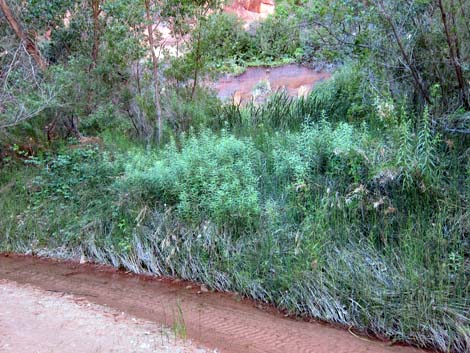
[226,0,275,27]
[232,0,275,15]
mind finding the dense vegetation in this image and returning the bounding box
[1,1,469,352]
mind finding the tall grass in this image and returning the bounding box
[215,64,372,136]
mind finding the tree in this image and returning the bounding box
[302,0,470,114]
[164,0,224,99]
[0,44,58,130]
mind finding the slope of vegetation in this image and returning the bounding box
[1,1,469,352]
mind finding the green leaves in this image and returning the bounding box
[126,130,261,232]
[272,119,368,188]
[23,0,75,29]
[33,146,120,202]
[305,0,470,113]
[253,14,301,62]
[396,107,441,191]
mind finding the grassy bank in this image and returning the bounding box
[0,68,470,352]
[1,68,469,352]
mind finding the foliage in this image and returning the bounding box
[214,64,372,134]
[125,131,261,231]
[251,13,302,62]
[300,0,470,113]
[305,63,373,122]
[22,0,75,29]
[272,119,369,186]
[166,9,303,77]
[0,44,59,131]
[162,86,221,133]
[36,146,113,197]
[199,12,254,68]
[0,144,129,250]
[395,109,442,191]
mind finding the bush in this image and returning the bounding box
[1,114,468,352]
[252,14,301,61]
[394,109,442,192]
[305,64,373,123]
[162,86,221,133]
[201,13,254,66]
[0,144,129,251]
[125,131,261,232]
[216,64,374,134]
[165,12,254,79]
[272,119,369,186]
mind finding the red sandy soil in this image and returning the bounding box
[0,254,428,353]
[0,279,210,353]
[214,64,331,104]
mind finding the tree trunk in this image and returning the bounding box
[144,0,163,144]
[191,24,202,100]
[0,0,47,71]
[90,0,101,69]
[437,0,469,109]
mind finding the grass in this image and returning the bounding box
[172,299,187,340]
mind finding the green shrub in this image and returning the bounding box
[32,146,118,201]
[201,12,254,66]
[252,14,301,61]
[165,12,253,79]
[394,109,442,192]
[268,119,372,222]
[1,114,468,352]
[125,131,261,232]
[216,65,373,134]
[0,144,130,251]
[162,86,221,133]
[305,64,373,123]
[272,119,370,186]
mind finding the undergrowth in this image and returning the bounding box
[1,67,468,352]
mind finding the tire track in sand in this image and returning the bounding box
[0,254,428,353]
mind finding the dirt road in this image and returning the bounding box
[0,254,427,353]
[0,279,209,353]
